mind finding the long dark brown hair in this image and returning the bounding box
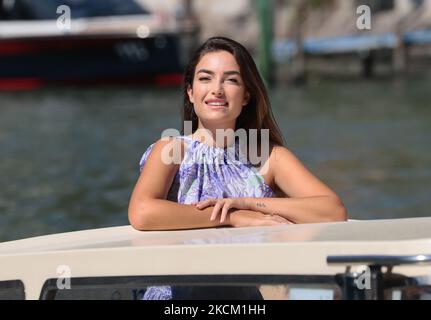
[181,36,285,148]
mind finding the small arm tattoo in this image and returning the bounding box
[256,202,266,208]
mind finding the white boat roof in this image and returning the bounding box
[1,217,431,254]
[1,217,431,299]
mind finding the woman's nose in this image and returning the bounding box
[212,83,224,96]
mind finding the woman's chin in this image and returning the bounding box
[199,116,234,124]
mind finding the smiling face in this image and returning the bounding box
[187,50,250,130]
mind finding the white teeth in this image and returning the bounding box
[207,102,227,106]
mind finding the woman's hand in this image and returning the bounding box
[229,210,291,228]
[192,198,251,223]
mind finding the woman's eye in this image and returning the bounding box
[198,77,210,81]
[227,78,239,83]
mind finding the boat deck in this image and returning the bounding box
[1,217,431,299]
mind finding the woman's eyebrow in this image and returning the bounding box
[224,70,241,76]
[196,69,241,76]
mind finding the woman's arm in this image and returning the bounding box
[195,146,347,224]
[129,138,223,230]
[248,146,347,223]
[244,196,346,223]
[128,138,288,230]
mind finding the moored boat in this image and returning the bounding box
[0,0,196,90]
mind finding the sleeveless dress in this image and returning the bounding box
[138,135,275,300]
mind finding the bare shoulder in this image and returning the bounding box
[272,144,296,159]
[146,136,187,167]
[268,144,301,169]
[268,144,339,198]
[134,136,186,200]
[152,136,186,150]
[259,144,295,192]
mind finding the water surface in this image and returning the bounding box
[0,76,430,242]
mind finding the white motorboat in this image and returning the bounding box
[0,217,431,300]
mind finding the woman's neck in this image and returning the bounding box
[193,121,236,148]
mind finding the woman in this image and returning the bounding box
[128,37,347,300]
[129,37,347,231]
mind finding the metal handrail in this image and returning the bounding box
[327,254,431,300]
[327,254,431,267]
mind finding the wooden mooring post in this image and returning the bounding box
[255,0,274,86]
[180,0,200,63]
[292,1,308,84]
[393,22,407,74]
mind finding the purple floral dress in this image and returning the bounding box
[138,135,275,300]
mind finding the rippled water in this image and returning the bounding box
[1,76,430,242]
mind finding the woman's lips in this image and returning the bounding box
[205,100,228,109]
[206,104,228,109]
